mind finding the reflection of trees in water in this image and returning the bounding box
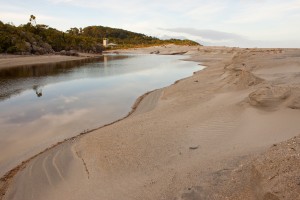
[0,55,130,102]
[33,85,42,97]
[0,58,101,102]
[0,58,99,78]
[0,55,129,78]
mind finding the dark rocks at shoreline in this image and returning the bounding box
[57,50,79,56]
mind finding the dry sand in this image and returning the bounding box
[1,45,300,200]
[0,53,102,69]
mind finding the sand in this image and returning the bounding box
[0,53,102,69]
[1,45,300,200]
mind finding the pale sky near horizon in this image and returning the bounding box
[1,0,300,47]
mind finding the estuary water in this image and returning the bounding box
[0,54,202,176]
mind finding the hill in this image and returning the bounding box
[79,25,199,48]
[0,16,199,55]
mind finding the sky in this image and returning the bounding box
[1,0,300,47]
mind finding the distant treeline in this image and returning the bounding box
[0,16,200,55]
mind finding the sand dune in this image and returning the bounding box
[2,45,300,200]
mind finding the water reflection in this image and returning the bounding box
[33,85,43,97]
[0,55,129,101]
[0,54,202,177]
[104,55,108,67]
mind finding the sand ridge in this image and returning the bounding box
[0,53,102,69]
[2,45,300,200]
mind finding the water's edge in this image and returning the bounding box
[0,55,202,199]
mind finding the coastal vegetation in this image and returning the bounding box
[0,16,199,55]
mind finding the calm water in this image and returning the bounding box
[0,54,202,176]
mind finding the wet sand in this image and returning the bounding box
[2,45,300,199]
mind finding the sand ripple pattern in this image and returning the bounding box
[4,141,88,200]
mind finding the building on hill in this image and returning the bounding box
[103,38,108,47]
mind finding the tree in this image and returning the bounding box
[67,27,80,35]
[29,15,36,26]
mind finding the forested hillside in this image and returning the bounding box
[77,26,199,48]
[0,16,199,55]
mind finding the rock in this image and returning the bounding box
[150,50,160,54]
[189,145,199,150]
[60,50,66,55]
[69,50,79,56]
[40,42,54,53]
[169,51,188,55]
[58,50,79,56]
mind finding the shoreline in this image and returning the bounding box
[2,45,300,199]
[0,48,201,198]
[0,84,163,199]
[0,53,102,69]
[0,45,204,195]
[0,50,199,178]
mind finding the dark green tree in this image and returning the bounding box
[29,15,36,26]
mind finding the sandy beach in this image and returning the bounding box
[0,53,102,69]
[1,45,300,199]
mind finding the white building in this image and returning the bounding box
[103,38,108,47]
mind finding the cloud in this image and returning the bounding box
[0,9,67,27]
[0,12,58,21]
[159,27,300,48]
[161,28,246,41]
[50,0,74,3]
[62,96,79,104]
[158,35,188,40]
[184,2,226,21]
[47,0,148,14]
[226,0,300,24]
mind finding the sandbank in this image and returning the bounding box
[0,53,102,69]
